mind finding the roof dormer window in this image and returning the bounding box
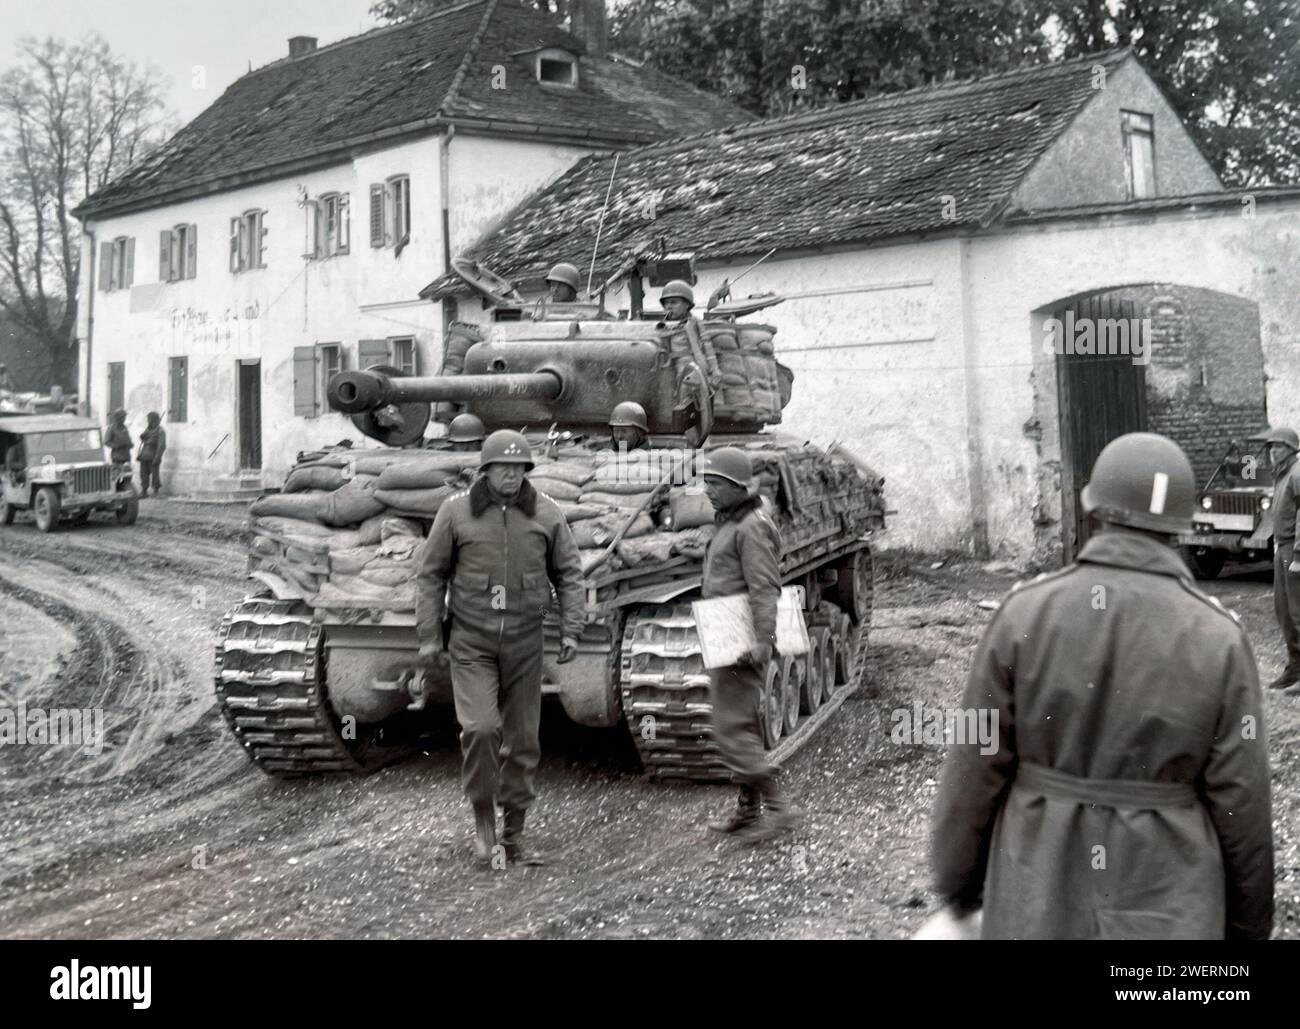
[536,48,578,88]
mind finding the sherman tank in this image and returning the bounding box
[214,290,887,781]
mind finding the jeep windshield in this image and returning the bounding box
[24,429,104,464]
[1205,441,1273,491]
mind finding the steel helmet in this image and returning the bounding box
[1260,426,1299,451]
[660,280,695,307]
[698,446,753,488]
[447,412,486,443]
[609,401,648,432]
[545,262,581,292]
[1080,432,1196,534]
[479,429,534,470]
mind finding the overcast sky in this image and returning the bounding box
[0,0,384,123]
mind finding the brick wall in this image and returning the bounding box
[1127,285,1266,483]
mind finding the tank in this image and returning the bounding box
[214,304,886,781]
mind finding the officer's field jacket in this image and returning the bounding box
[1272,453,1300,545]
[932,528,1273,940]
[702,494,782,648]
[416,475,585,645]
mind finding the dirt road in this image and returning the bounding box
[1,504,1298,938]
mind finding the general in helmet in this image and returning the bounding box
[932,431,1273,941]
[1262,425,1300,690]
[415,427,585,866]
[607,400,649,452]
[696,445,796,844]
[445,412,486,452]
[545,262,581,303]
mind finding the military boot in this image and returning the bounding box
[502,807,546,866]
[735,779,799,845]
[708,785,760,834]
[472,803,497,864]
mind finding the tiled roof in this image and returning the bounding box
[75,0,750,219]
[421,48,1135,298]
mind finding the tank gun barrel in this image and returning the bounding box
[328,369,562,415]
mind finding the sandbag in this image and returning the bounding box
[528,477,582,502]
[323,475,385,527]
[282,529,362,551]
[329,545,380,576]
[670,524,716,558]
[737,325,776,349]
[251,515,335,538]
[702,325,738,352]
[360,564,416,588]
[377,458,471,490]
[578,548,609,574]
[249,492,331,521]
[350,451,470,476]
[617,534,676,567]
[357,514,387,545]
[570,512,655,548]
[316,576,407,605]
[556,502,612,523]
[374,485,457,517]
[283,465,349,494]
[527,461,595,487]
[579,490,654,509]
[293,452,354,469]
[251,535,280,556]
[381,516,425,539]
[378,534,420,560]
[666,488,714,530]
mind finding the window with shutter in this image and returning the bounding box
[124,237,135,288]
[293,346,318,417]
[258,214,267,268]
[168,356,189,423]
[185,224,197,279]
[229,217,240,272]
[98,241,112,292]
[304,199,321,260]
[315,343,343,411]
[358,339,391,369]
[170,228,182,281]
[389,337,416,375]
[159,230,171,282]
[337,194,350,254]
[369,184,385,247]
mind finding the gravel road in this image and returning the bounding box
[2,503,1297,938]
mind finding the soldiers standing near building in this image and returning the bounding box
[415,429,586,865]
[1262,426,1300,691]
[137,411,166,496]
[698,446,797,844]
[930,432,1274,939]
[104,409,132,469]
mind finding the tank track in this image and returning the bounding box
[619,596,869,782]
[214,596,366,777]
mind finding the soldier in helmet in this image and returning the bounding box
[415,429,586,866]
[698,446,796,844]
[931,432,1273,940]
[1261,426,1300,690]
[445,412,486,453]
[607,401,649,452]
[545,262,581,303]
[658,280,722,392]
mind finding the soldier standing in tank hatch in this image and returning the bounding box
[544,262,581,302]
[930,432,1273,939]
[698,446,798,843]
[415,430,586,866]
[443,413,486,453]
[657,280,722,391]
[607,401,650,453]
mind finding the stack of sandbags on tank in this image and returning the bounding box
[313,517,424,609]
[373,452,477,519]
[528,453,597,505]
[711,324,783,424]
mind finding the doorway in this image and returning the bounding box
[238,359,262,470]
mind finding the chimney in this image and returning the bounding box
[288,36,318,58]
[569,0,607,58]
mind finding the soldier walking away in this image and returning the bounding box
[137,411,166,496]
[931,432,1274,939]
[544,262,581,303]
[444,413,486,453]
[415,429,585,866]
[1261,426,1300,691]
[607,401,650,452]
[0,364,14,392]
[104,409,133,469]
[699,446,798,844]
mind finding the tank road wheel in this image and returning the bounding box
[832,612,854,686]
[33,487,61,532]
[0,499,14,525]
[215,597,368,778]
[781,652,803,737]
[802,627,831,714]
[761,660,783,748]
[832,547,875,625]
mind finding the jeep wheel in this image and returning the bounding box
[115,495,139,526]
[1193,549,1226,580]
[0,500,13,525]
[33,487,61,532]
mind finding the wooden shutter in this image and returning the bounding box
[338,194,350,253]
[159,230,171,281]
[292,346,318,417]
[358,339,390,369]
[124,237,135,288]
[369,184,385,247]
[229,218,240,272]
[98,241,112,291]
[168,357,188,423]
[185,224,197,279]
[303,200,319,260]
[258,213,267,268]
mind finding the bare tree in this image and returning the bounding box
[0,35,169,389]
